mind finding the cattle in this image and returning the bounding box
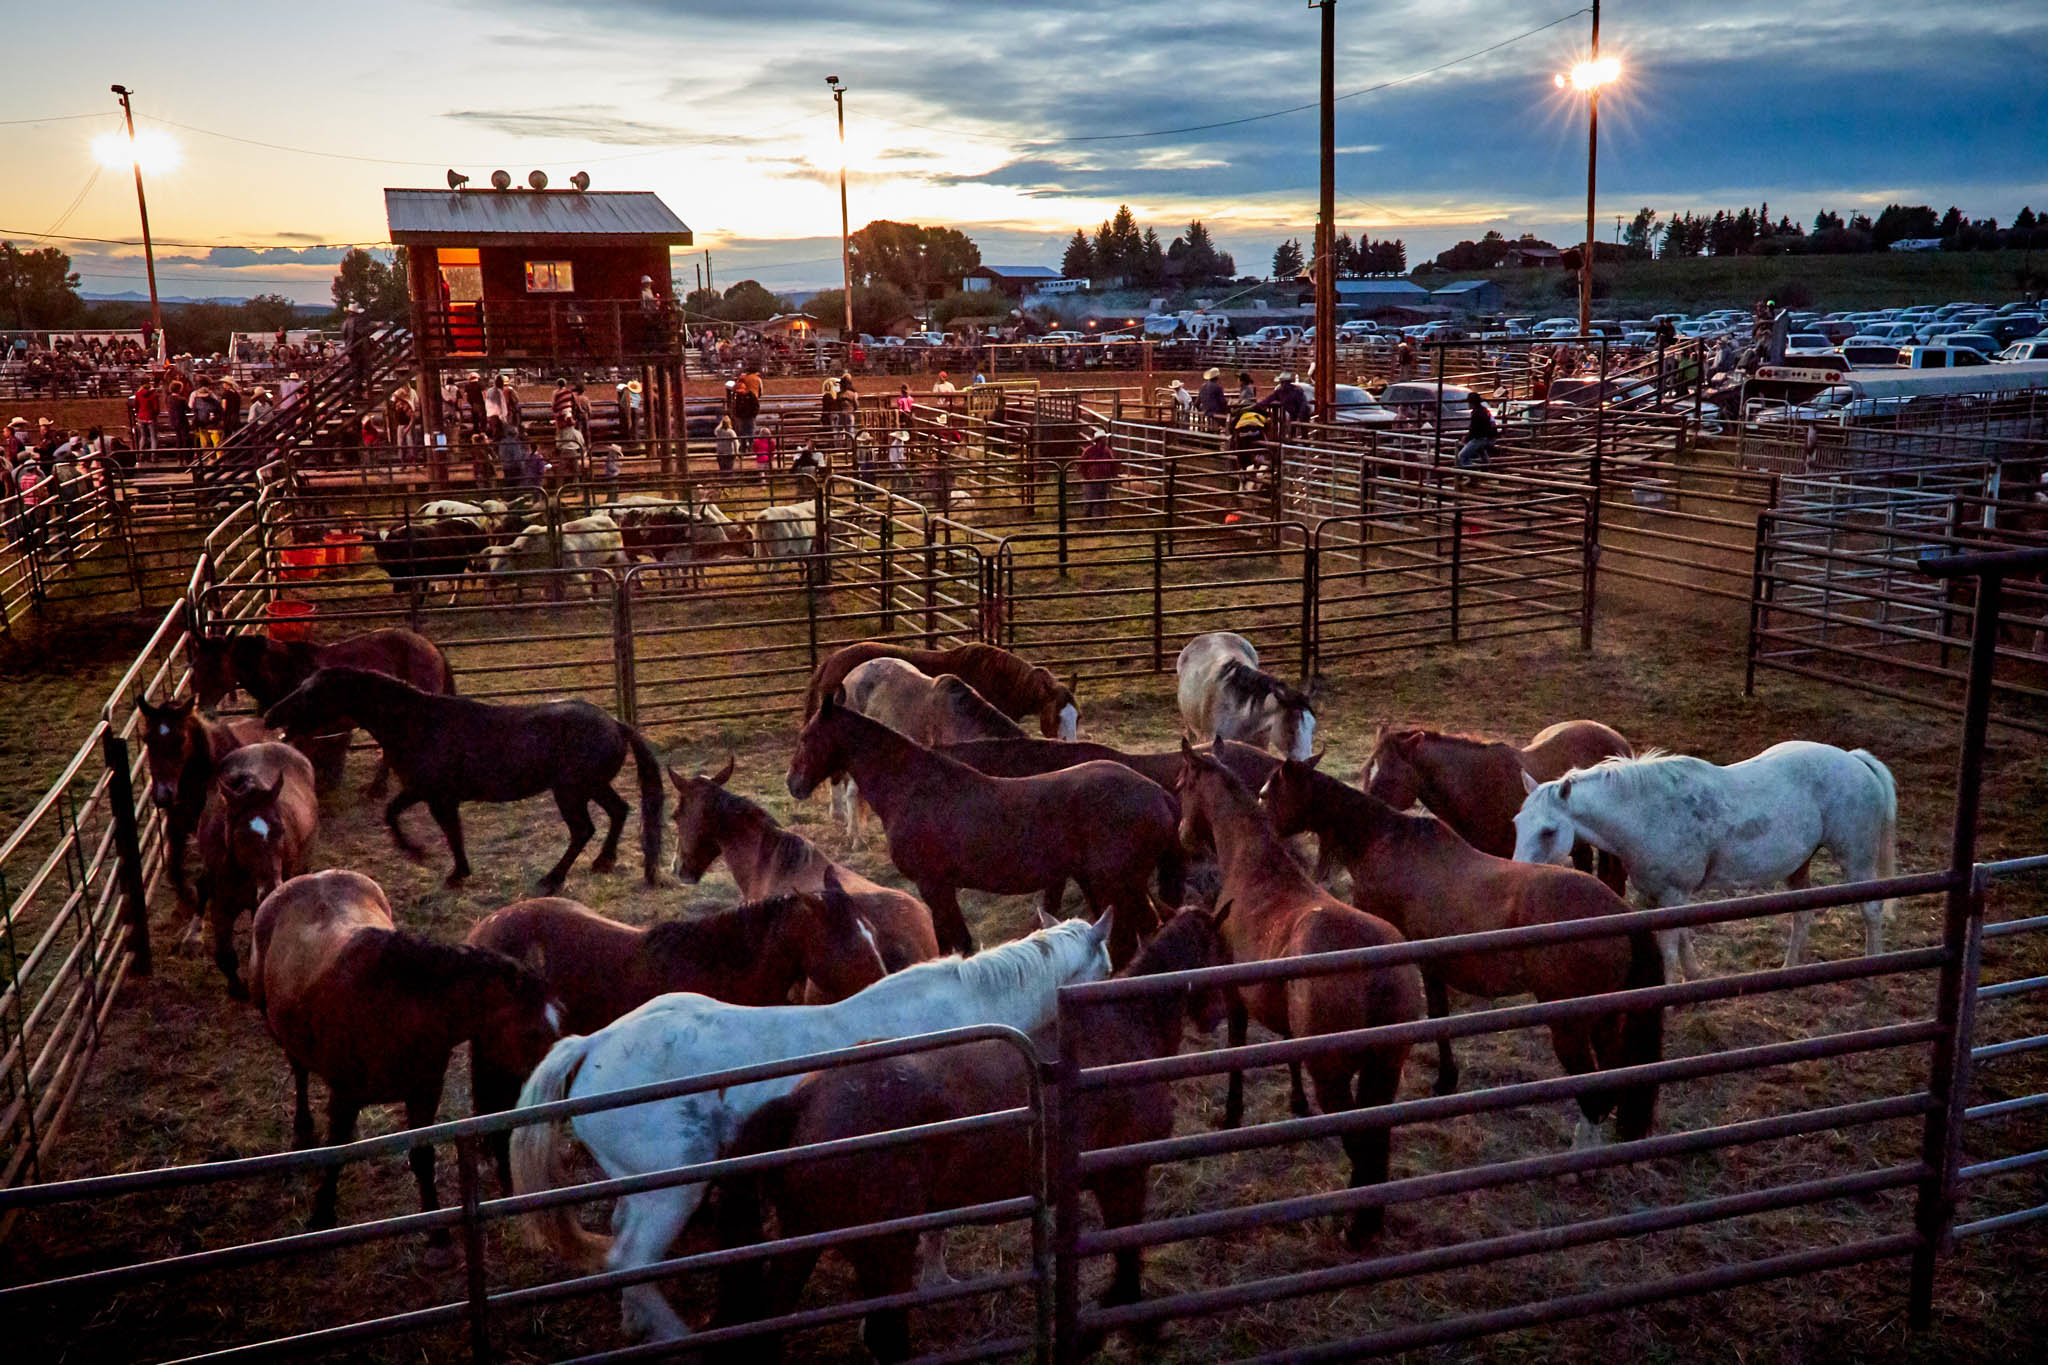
[751,503,817,579]
[477,513,629,599]
[370,519,489,603]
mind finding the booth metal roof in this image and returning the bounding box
[383,189,693,245]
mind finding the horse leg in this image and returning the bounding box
[610,1186,702,1341]
[852,1236,919,1364]
[589,782,628,873]
[1781,858,1816,969]
[426,798,472,887]
[916,882,977,957]
[1321,1057,1399,1250]
[1220,991,1249,1129]
[211,895,246,1001]
[540,789,597,894]
[471,1059,520,1192]
[290,1063,315,1150]
[1092,1174,1153,1326]
[309,1095,360,1232]
[1424,972,1459,1096]
[384,789,430,859]
[1039,877,1068,921]
[365,753,391,799]
[1552,1018,1613,1149]
[404,1087,456,1269]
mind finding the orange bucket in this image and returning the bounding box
[266,599,315,641]
[322,531,364,567]
[280,545,324,580]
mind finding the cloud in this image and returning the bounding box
[443,106,727,146]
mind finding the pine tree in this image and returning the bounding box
[1272,239,1306,278]
[1138,227,1166,286]
[1060,230,1095,280]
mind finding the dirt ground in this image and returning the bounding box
[1,579,2044,1364]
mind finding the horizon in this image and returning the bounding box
[6,1,2046,306]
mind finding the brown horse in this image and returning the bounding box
[666,757,939,974]
[787,691,1178,965]
[1176,738,1422,1249]
[465,871,890,1187]
[134,692,271,905]
[1364,721,1632,894]
[1262,756,1662,1142]
[803,641,1078,739]
[250,870,562,1265]
[714,904,1234,1362]
[834,660,1025,839]
[188,627,456,793]
[195,742,319,998]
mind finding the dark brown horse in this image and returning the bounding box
[465,871,890,1187]
[1364,721,1632,894]
[135,692,271,905]
[803,641,1079,739]
[1262,756,1662,1141]
[264,668,662,893]
[189,627,455,794]
[1176,738,1422,1249]
[195,742,319,998]
[667,757,940,974]
[250,869,562,1264]
[714,904,1234,1362]
[786,692,1177,964]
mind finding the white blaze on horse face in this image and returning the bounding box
[544,1001,564,1034]
[247,816,272,839]
[1291,710,1317,762]
[855,918,887,976]
[1511,786,1574,866]
[158,724,171,737]
[1058,702,1078,741]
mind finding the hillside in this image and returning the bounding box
[1433,249,2040,317]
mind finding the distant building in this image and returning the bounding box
[1334,279,1431,306]
[965,265,1067,298]
[1432,279,1503,313]
[1889,238,1945,252]
[1507,246,1565,268]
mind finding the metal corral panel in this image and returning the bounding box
[383,188,693,245]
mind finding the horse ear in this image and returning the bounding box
[1089,906,1115,947]
[1181,735,1197,761]
[1212,899,1233,929]
[1036,906,1060,931]
[823,865,845,899]
[1306,747,1326,770]
[1557,777,1573,804]
[1521,769,1540,796]
[135,690,157,717]
[667,766,689,794]
[712,752,735,787]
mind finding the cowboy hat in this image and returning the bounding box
[625,380,643,393]
[1276,371,1297,383]
[1204,367,1222,379]
[7,416,29,429]
[1170,379,1185,388]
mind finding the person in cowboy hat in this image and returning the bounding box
[1197,367,1229,428]
[1255,371,1310,424]
[1077,426,1120,522]
[1167,378,1194,418]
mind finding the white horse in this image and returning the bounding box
[1175,631,1316,760]
[831,658,1024,838]
[511,910,1113,1342]
[1513,740,1897,980]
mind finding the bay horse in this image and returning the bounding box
[194,742,319,998]
[1175,737,1421,1249]
[786,691,1179,964]
[263,668,662,893]
[465,870,891,1188]
[1515,741,1897,981]
[134,692,270,906]
[187,627,455,794]
[666,757,939,973]
[250,869,562,1266]
[512,912,1113,1343]
[1175,632,1316,760]
[1262,756,1662,1143]
[833,658,1024,838]
[803,640,1078,740]
[713,904,1233,1362]
[1364,721,1632,895]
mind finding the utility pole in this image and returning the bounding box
[704,248,713,297]
[1579,0,1601,336]
[1313,1,1337,425]
[827,76,855,344]
[111,84,164,362]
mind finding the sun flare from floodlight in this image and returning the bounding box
[1558,56,1621,92]
[94,128,180,173]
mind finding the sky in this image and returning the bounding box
[5,0,2046,306]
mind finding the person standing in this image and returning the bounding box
[1454,392,1498,469]
[1236,370,1257,407]
[246,388,274,430]
[166,371,192,450]
[1167,379,1194,424]
[190,382,224,449]
[1077,427,1119,522]
[550,376,576,434]
[571,382,593,441]
[461,371,488,436]
[390,383,417,450]
[1255,372,1310,425]
[932,370,956,395]
[712,414,738,473]
[1197,367,1229,429]
[731,369,762,440]
[220,378,244,434]
[133,377,160,452]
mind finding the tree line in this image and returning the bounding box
[1060,208,1238,288]
[1270,232,1407,280]
[1622,203,2045,259]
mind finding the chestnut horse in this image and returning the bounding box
[803,640,1078,740]
[1364,721,1632,894]
[835,659,1024,839]
[1176,738,1422,1249]
[666,757,939,973]
[195,742,319,998]
[250,870,562,1264]
[135,692,270,905]
[465,871,890,1187]
[1262,756,1662,1144]
[787,691,1178,965]
[264,668,662,893]
[188,627,455,794]
[713,904,1234,1362]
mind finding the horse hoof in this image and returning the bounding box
[421,1241,458,1271]
[1433,1075,1459,1098]
[1343,1213,1383,1252]
[1289,1094,1312,1119]
[225,978,250,1003]
[444,872,469,889]
[591,854,617,874]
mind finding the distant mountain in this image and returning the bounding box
[81,291,326,315]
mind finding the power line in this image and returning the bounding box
[0,111,115,126]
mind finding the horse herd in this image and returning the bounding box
[130,623,1901,1359]
[347,494,818,603]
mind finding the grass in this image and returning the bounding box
[0,542,2044,1364]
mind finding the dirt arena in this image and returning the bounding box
[1,578,2044,1363]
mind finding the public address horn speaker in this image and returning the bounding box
[490,169,512,190]
[528,170,549,190]
[570,171,590,191]
[446,168,470,191]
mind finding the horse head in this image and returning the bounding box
[1512,770,1579,866]
[1361,725,1427,809]
[471,948,565,1082]
[224,769,292,898]
[186,635,237,709]
[1257,750,1324,838]
[135,692,198,809]
[263,667,351,736]
[666,755,735,883]
[1175,736,1231,855]
[786,688,851,799]
[1029,666,1080,740]
[800,866,889,1000]
[1133,900,1235,1036]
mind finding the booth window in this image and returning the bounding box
[525,261,575,293]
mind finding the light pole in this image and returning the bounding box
[110,84,165,361]
[826,76,854,344]
[1555,2,1618,335]
[1312,1,1338,426]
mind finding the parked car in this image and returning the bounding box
[1929,333,2001,357]
[1325,384,1399,427]
[1840,342,1905,368]
[1784,333,1837,356]
[1996,340,2048,363]
[1898,345,1991,369]
[1376,380,1476,426]
[1247,325,1304,345]
[902,331,948,347]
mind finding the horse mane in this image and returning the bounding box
[888,919,1094,1001]
[374,931,545,1004]
[703,782,820,880]
[1557,748,1685,800]
[1384,727,1498,752]
[640,894,815,971]
[934,676,1025,738]
[1219,659,1311,711]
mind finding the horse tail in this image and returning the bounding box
[1613,930,1665,1142]
[1850,749,1899,909]
[625,724,663,887]
[510,1033,610,1270]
